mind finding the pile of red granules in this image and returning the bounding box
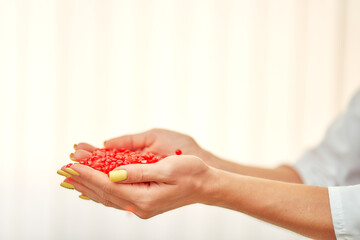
[66,148,182,174]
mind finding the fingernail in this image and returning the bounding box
[60,182,74,189]
[65,168,80,176]
[57,170,71,178]
[109,170,127,182]
[73,144,78,150]
[69,153,77,162]
[79,194,90,200]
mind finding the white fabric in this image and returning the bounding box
[294,89,360,239]
[328,185,360,239]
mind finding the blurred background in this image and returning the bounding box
[0,0,359,239]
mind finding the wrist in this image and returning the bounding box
[199,166,229,206]
[196,150,221,168]
[199,167,250,213]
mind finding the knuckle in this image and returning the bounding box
[84,171,96,182]
[133,196,157,219]
[162,163,175,176]
[102,199,113,207]
[136,210,153,219]
[98,184,112,200]
[136,199,154,212]
[98,190,106,200]
[140,203,151,212]
[101,183,113,195]
[138,168,145,182]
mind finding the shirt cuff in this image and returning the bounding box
[328,185,360,240]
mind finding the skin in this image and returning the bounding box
[61,128,336,240]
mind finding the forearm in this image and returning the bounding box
[203,168,335,240]
[200,150,303,183]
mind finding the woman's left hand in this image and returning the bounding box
[61,155,215,219]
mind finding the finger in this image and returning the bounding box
[64,178,130,210]
[66,164,139,201]
[64,178,135,212]
[74,142,96,152]
[62,165,136,210]
[70,149,92,162]
[63,178,100,203]
[109,161,170,184]
[104,131,154,151]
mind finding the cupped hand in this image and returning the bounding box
[73,128,212,162]
[61,155,216,219]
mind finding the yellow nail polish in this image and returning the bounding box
[57,170,71,178]
[69,153,77,162]
[65,168,80,176]
[79,194,90,200]
[60,182,74,189]
[109,170,127,182]
[73,144,78,150]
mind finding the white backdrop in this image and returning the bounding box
[1,0,360,239]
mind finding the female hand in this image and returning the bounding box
[61,155,215,219]
[72,128,218,166]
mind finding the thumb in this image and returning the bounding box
[108,162,166,183]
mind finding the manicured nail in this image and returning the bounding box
[79,194,90,200]
[109,170,127,182]
[73,144,78,150]
[60,182,74,189]
[69,153,77,162]
[57,169,71,178]
[65,168,80,176]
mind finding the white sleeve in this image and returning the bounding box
[328,185,360,239]
[293,90,360,187]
